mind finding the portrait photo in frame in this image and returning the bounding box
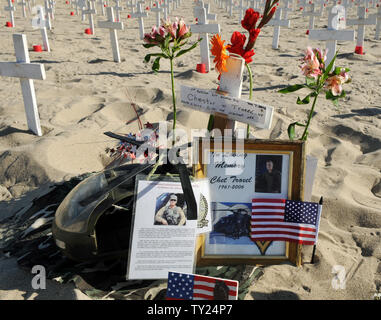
[193,138,306,267]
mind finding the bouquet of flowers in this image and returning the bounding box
[210,1,279,136]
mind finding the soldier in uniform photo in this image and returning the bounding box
[155,194,186,226]
[255,157,282,193]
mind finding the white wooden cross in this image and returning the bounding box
[44,0,54,21]
[83,0,97,34]
[98,7,124,62]
[151,1,163,26]
[204,2,218,22]
[126,0,135,13]
[346,6,377,53]
[131,1,148,40]
[78,0,87,20]
[180,55,274,131]
[236,0,247,23]
[309,5,355,67]
[98,0,106,15]
[161,0,169,20]
[4,0,16,27]
[195,1,217,22]
[44,0,53,30]
[228,0,233,16]
[31,5,51,52]
[303,3,322,34]
[373,6,381,39]
[190,6,220,73]
[113,0,123,21]
[281,0,294,19]
[267,8,290,49]
[0,34,46,136]
[165,0,171,14]
[19,0,27,18]
[49,0,56,19]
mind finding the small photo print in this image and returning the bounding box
[208,202,252,245]
[255,155,283,194]
[154,193,187,226]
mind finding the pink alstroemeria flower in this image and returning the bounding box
[300,47,323,79]
[143,25,166,45]
[325,69,350,96]
[177,18,191,40]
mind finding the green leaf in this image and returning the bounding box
[333,66,343,75]
[164,34,171,49]
[297,94,311,105]
[152,57,161,73]
[175,41,200,58]
[324,51,338,76]
[144,53,167,63]
[278,84,305,94]
[287,122,306,140]
[143,43,158,48]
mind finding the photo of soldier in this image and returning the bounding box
[154,193,186,226]
[255,155,283,194]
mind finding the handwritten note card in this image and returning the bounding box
[180,85,274,129]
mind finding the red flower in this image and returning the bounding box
[230,31,246,48]
[227,31,255,64]
[241,8,260,31]
[248,28,261,44]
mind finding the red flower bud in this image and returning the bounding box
[241,8,260,31]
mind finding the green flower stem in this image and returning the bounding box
[300,89,319,141]
[300,75,324,141]
[207,114,214,132]
[170,57,176,143]
[246,63,253,139]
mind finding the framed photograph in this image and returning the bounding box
[193,138,306,266]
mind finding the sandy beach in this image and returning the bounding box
[0,0,380,300]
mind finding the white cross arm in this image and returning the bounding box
[346,16,377,26]
[83,9,97,14]
[151,7,163,13]
[98,21,124,29]
[268,19,290,27]
[309,29,355,41]
[130,12,148,18]
[207,13,217,20]
[0,62,46,80]
[302,11,322,17]
[190,24,220,34]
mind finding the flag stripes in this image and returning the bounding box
[251,198,319,245]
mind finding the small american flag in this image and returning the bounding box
[250,198,322,245]
[166,271,239,300]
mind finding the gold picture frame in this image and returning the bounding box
[193,138,306,267]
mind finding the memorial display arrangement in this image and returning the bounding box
[1,0,379,301]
